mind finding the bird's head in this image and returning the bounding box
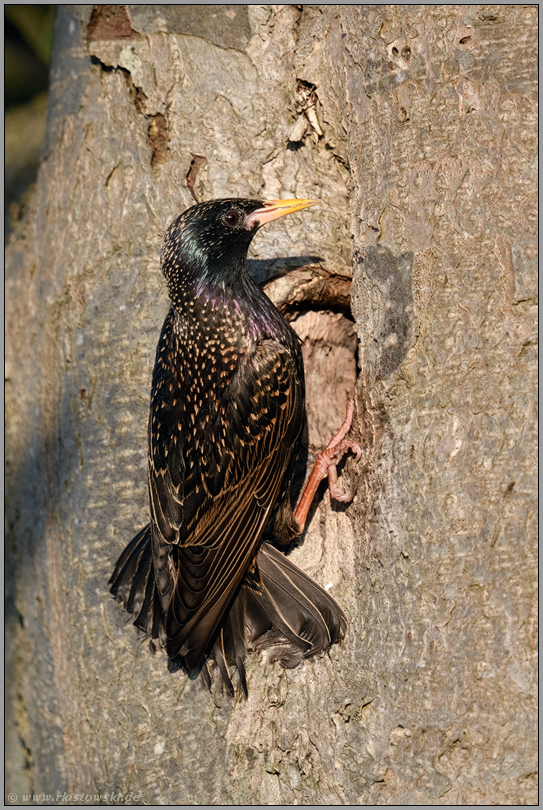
[161,197,318,301]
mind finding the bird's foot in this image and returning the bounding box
[294,400,362,533]
[315,401,363,502]
[327,444,361,503]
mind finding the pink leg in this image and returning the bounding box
[294,401,363,534]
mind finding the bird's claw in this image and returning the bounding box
[345,438,363,463]
[325,436,363,504]
[327,462,355,503]
[322,436,363,466]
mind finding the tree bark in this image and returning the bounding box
[6,5,537,805]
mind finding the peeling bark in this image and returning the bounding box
[6,5,537,805]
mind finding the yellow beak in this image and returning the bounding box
[244,199,319,230]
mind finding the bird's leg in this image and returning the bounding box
[294,400,363,535]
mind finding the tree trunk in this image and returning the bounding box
[6,5,537,805]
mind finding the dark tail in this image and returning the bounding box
[110,529,347,696]
[245,541,347,666]
[109,524,164,649]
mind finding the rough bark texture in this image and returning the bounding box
[6,5,537,805]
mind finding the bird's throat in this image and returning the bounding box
[169,259,293,349]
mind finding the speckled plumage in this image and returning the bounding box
[110,198,346,696]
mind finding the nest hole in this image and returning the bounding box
[260,265,358,452]
[291,308,357,451]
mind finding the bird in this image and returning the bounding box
[110,198,361,697]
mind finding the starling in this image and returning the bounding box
[110,198,360,696]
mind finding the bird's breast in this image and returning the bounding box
[150,299,261,454]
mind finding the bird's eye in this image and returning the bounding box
[224,210,240,227]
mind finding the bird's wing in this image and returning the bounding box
[148,333,304,668]
[147,308,186,544]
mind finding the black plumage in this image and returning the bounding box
[110,198,347,696]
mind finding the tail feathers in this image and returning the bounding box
[110,529,347,697]
[109,524,163,646]
[244,542,347,668]
[204,596,249,698]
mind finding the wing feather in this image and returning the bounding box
[148,317,304,668]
